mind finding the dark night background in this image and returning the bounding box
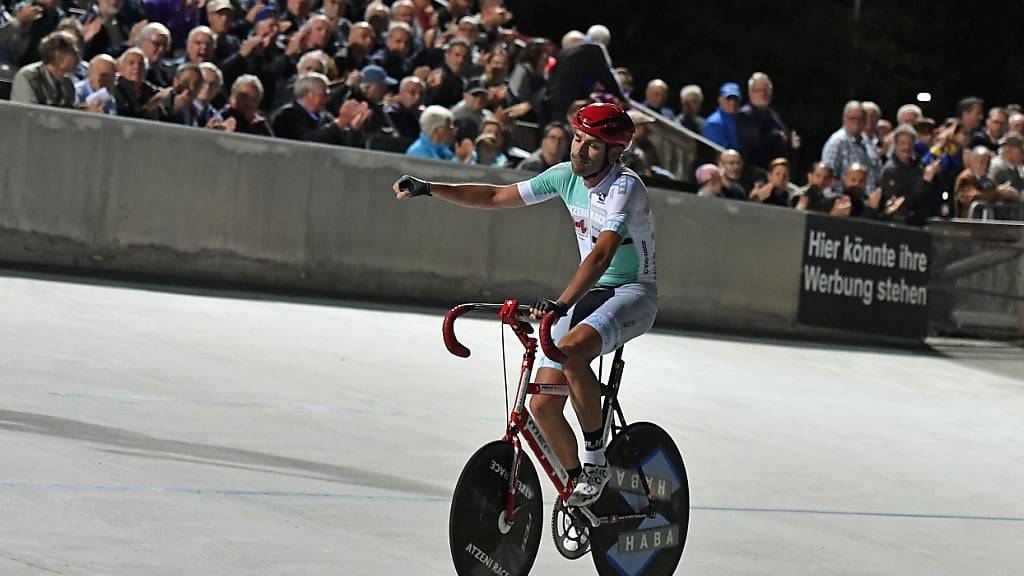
[506,0,1024,173]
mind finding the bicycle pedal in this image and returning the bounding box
[573,505,600,528]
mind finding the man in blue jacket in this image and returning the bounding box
[702,82,741,150]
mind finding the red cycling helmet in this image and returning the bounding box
[572,102,635,148]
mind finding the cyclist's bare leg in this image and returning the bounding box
[557,324,604,433]
[529,368,579,471]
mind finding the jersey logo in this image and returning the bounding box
[574,218,588,235]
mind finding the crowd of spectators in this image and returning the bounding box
[2,0,1022,222]
[689,87,1024,223]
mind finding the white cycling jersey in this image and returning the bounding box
[517,161,657,287]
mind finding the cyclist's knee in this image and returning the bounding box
[530,393,565,420]
[558,329,602,368]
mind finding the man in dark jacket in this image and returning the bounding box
[272,71,367,146]
[425,36,469,108]
[220,73,273,136]
[542,34,623,125]
[875,125,941,223]
[385,75,423,139]
[736,72,796,170]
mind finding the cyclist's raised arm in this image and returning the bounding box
[394,175,526,209]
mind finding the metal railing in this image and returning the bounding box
[966,200,1024,222]
[928,219,1024,338]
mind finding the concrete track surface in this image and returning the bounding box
[1,271,1022,576]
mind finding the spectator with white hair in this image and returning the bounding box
[386,75,425,139]
[988,132,1024,196]
[896,103,922,126]
[954,145,997,215]
[74,53,117,114]
[370,21,416,81]
[1009,112,1024,135]
[821,100,882,191]
[134,22,171,86]
[862,101,881,147]
[736,71,797,170]
[561,30,585,50]
[272,72,370,146]
[155,25,213,90]
[406,104,459,160]
[586,24,610,47]
[113,46,158,117]
[642,78,673,117]
[220,74,273,136]
[677,84,705,134]
[363,1,390,48]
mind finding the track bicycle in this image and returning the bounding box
[443,300,689,576]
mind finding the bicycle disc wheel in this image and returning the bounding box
[449,440,543,576]
[589,422,689,576]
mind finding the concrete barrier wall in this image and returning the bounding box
[0,101,805,334]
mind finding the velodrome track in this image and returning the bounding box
[1,270,1022,575]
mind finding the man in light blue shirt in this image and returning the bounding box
[406,104,474,164]
[702,82,741,150]
[74,54,118,114]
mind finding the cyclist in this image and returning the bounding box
[393,102,657,507]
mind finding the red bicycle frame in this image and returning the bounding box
[443,300,574,520]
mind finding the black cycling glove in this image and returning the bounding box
[396,174,432,197]
[532,298,569,318]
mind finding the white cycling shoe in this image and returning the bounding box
[567,463,610,507]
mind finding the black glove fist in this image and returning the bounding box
[395,174,432,197]
[531,298,568,318]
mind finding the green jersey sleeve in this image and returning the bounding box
[516,162,576,205]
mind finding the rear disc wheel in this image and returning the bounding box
[589,422,689,576]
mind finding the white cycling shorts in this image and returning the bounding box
[538,282,658,371]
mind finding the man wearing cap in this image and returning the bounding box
[695,164,724,197]
[353,63,397,136]
[450,76,493,135]
[205,0,250,92]
[702,82,741,150]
